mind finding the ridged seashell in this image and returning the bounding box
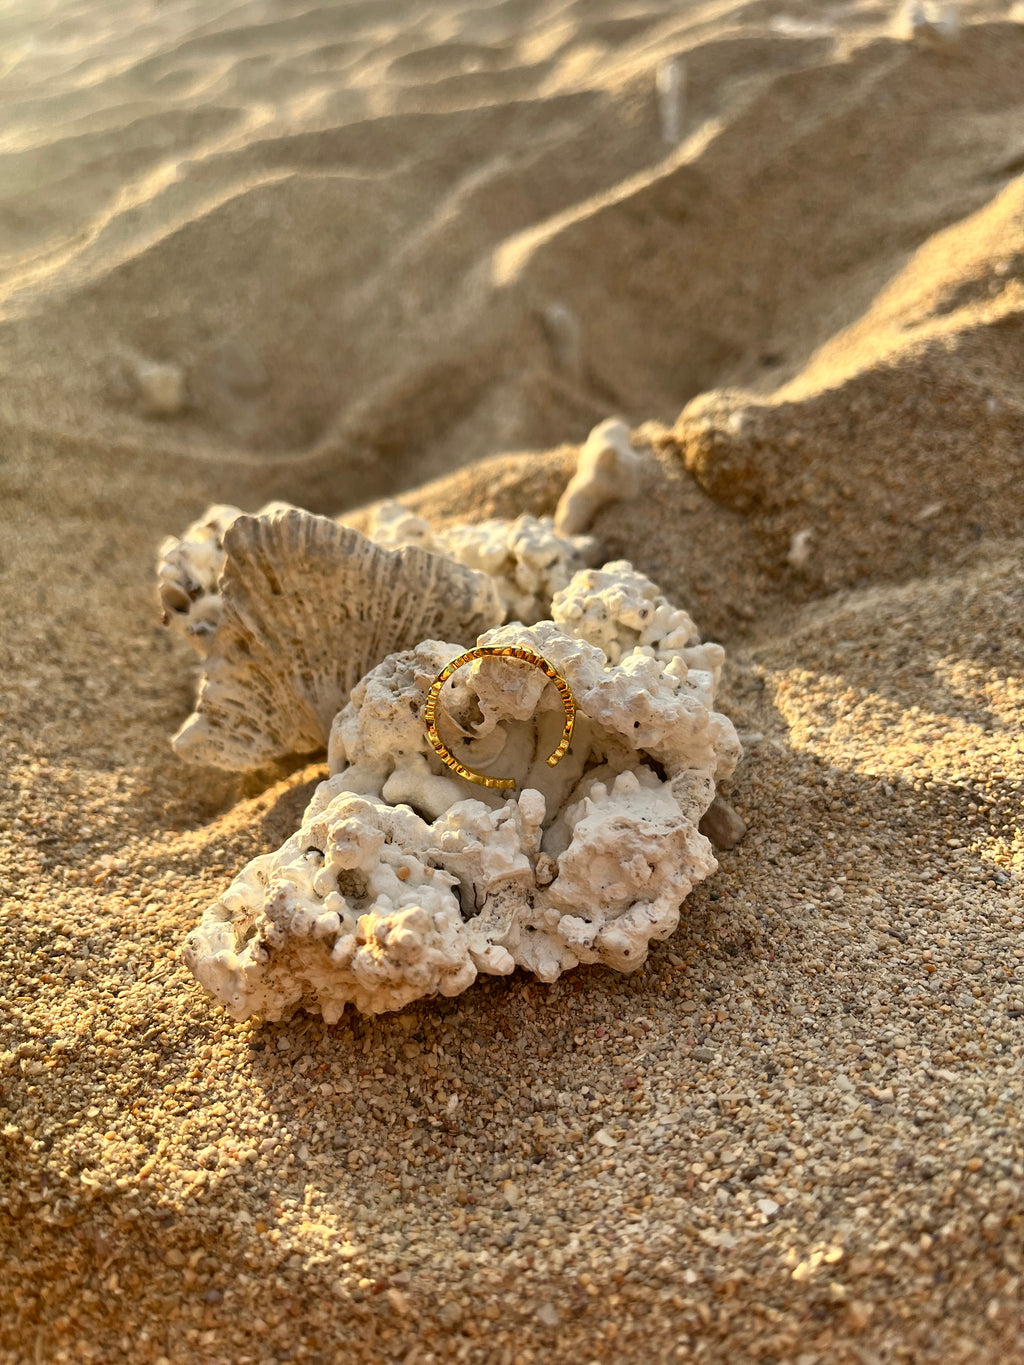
[172,508,504,771]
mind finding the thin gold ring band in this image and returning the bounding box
[424,646,576,790]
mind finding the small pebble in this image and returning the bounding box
[135,359,186,417]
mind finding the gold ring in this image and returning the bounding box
[424,646,576,789]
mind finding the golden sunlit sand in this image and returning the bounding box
[1,1,1022,1361]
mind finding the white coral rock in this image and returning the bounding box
[436,515,596,625]
[554,418,645,536]
[432,515,596,625]
[359,500,437,551]
[361,502,597,624]
[552,561,726,721]
[545,769,712,973]
[184,564,740,1019]
[182,794,475,1021]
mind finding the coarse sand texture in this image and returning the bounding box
[2,1,1023,1362]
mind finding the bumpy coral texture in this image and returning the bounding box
[364,503,596,625]
[182,795,474,1022]
[183,566,741,1020]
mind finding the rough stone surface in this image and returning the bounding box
[698,794,747,851]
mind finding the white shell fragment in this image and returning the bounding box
[540,301,584,377]
[182,564,741,1019]
[553,418,645,537]
[655,57,686,146]
[171,508,503,772]
[787,528,814,570]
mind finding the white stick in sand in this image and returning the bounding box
[656,57,686,146]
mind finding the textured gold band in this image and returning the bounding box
[424,646,576,790]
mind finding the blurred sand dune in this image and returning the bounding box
[1,0,1021,509]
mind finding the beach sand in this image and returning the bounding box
[1,0,1023,1361]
